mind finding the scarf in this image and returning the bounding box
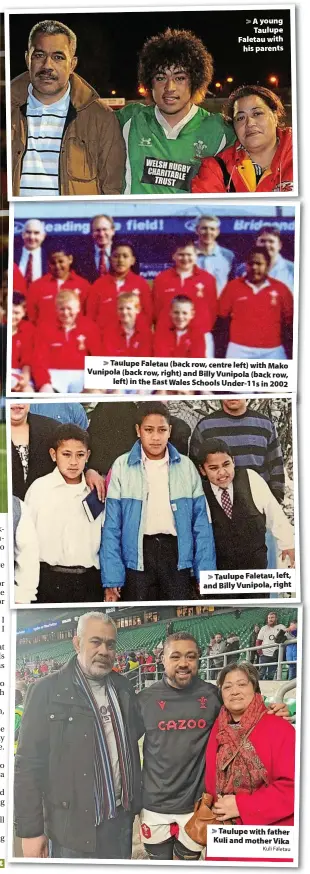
[216,693,269,798]
[75,660,133,823]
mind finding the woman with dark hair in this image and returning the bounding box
[11,404,104,501]
[192,85,293,193]
[87,239,153,332]
[205,662,295,826]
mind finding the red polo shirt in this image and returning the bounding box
[87,272,153,329]
[27,271,90,326]
[153,322,206,357]
[153,266,217,332]
[219,276,293,348]
[12,320,35,368]
[32,315,102,388]
[102,316,153,356]
[13,263,27,296]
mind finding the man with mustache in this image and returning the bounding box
[11,19,125,196]
[14,612,142,858]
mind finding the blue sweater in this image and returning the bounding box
[100,440,216,588]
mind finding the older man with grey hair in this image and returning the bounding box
[14,219,47,285]
[14,611,142,859]
[11,19,125,196]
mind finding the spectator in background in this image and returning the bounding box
[224,632,240,664]
[27,244,90,327]
[11,19,125,196]
[208,633,226,679]
[195,215,235,295]
[237,226,294,293]
[257,612,287,681]
[249,624,261,664]
[14,219,47,287]
[285,620,297,680]
[29,402,88,429]
[143,652,156,686]
[275,619,297,681]
[218,246,293,360]
[190,398,285,504]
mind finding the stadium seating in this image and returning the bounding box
[16,608,297,669]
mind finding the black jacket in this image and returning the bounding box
[14,657,143,853]
[12,412,58,500]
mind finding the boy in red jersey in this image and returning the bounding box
[219,246,293,359]
[153,239,217,354]
[27,246,90,326]
[88,240,153,330]
[32,289,102,393]
[11,292,35,391]
[102,292,152,356]
[153,295,206,357]
[13,264,27,296]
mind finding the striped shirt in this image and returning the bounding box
[19,84,70,196]
[189,407,285,503]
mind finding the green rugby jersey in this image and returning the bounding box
[116,103,236,194]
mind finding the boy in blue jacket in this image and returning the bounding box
[100,402,216,601]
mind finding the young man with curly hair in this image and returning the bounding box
[117,28,235,194]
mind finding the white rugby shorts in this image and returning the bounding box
[140,807,203,852]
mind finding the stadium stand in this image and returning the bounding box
[16,607,297,670]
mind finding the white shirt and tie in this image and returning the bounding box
[206,469,294,553]
[19,246,43,282]
[94,245,112,275]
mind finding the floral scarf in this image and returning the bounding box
[216,693,269,798]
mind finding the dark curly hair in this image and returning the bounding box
[223,85,286,127]
[138,28,214,103]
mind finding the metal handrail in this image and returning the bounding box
[122,636,298,690]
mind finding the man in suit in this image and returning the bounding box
[14,219,47,287]
[74,215,116,283]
